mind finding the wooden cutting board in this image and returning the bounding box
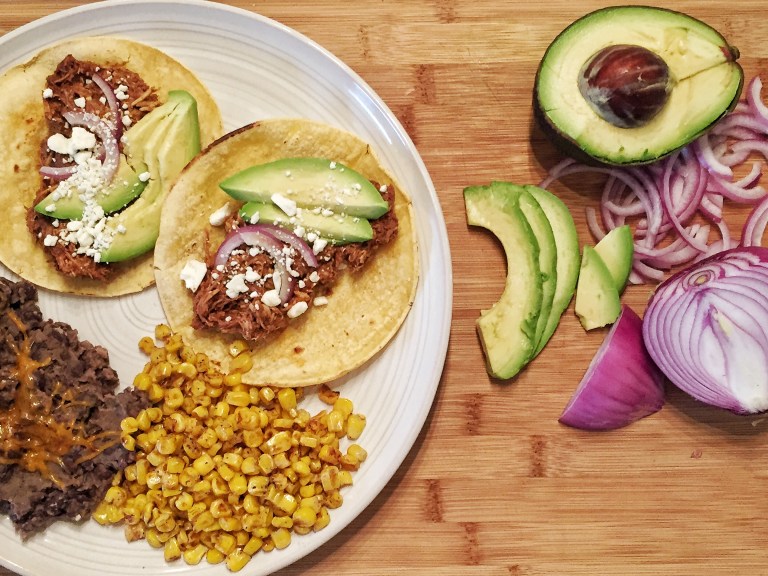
[2,1,768,575]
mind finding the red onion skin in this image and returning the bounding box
[559,305,666,431]
[642,246,768,414]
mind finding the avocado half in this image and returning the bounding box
[534,6,744,166]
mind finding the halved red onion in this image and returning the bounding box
[214,226,293,304]
[559,305,666,431]
[91,72,123,141]
[249,223,319,268]
[62,110,120,183]
[643,246,768,414]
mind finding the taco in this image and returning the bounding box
[0,36,222,296]
[154,119,419,387]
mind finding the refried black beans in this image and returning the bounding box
[0,277,148,538]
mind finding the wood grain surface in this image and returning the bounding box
[2,1,768,575]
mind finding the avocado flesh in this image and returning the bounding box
[220,157,389,219]
[239,201,374,245]
[464,184,542,380]
[594,224,633,292]
[491,182,557,352]
[535,6,743,165]
[575,245,622,331]
[99,90,200,263]
[524,185,581,356]
[35,148,147,220]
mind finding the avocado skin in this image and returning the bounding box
[533,5,744,167]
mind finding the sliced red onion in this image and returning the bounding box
[559,305,666,430]
[540,74,768,284]
[214,226,293,304]
[91,72,123,141]
[40,164,77,181]
[643,247,768,414]
[62,110,120,183]
[249,223,319,268]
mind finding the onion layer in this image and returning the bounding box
[559,305,666,430]
[642,246,768,414]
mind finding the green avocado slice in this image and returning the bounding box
[220,157,389,219]
[239,201,374,245]
[464,184,542,380]
[99,90,201,263]
[524,185,581,356]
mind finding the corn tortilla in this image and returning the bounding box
[0,36,223,296]
[154,119,419,387]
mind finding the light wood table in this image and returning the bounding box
[2,1,768,575]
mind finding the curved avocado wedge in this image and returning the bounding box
[575,245,622,331]
[99,90,201,263]
[34,158,147,220]
[594,224,633,292]
[524,185,580,355]
[220,157,389,219]
[464,184,542,380]
[491,182,557,353]
[534,6,744,165]
[239,201,373,245]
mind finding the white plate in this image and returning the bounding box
[0,1,452,575]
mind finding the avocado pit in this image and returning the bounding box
[578,44,672,128]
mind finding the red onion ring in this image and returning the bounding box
[248,223,319,268]
[91,72,123,142]
[62,110,120,183]
[215,226,293,304]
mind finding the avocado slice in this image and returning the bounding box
[239,201,374,245]
[524,185,581,355]
[34,158,147,220]
[594,225,634,292]
[99,90,200,263]
[464,184,542,380]
[491,182,557,353]
[220,158,389,219]
[534,6,743,165]
[574,245,622,331]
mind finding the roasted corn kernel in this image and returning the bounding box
[99,328,367,572]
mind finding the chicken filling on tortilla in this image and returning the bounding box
[27,55,159,281]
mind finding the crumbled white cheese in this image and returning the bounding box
[248,211,260,224]
[114,84,130,101]
[244,267,260,283]
[313,296,329,306]
[261,289,281,307]
[379,184,388,193]
[312,238,328,255]
[287,301,308,319]
[43,234,58,247]
[225,274,250,299]
[42,88,53,99]
[180,259,208,292]
[209,203,234,227]
[308,270,320,283]
[47,127,97,157]
[45,203,56,213]
[271,193,297,217]
[74,96,87,108]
